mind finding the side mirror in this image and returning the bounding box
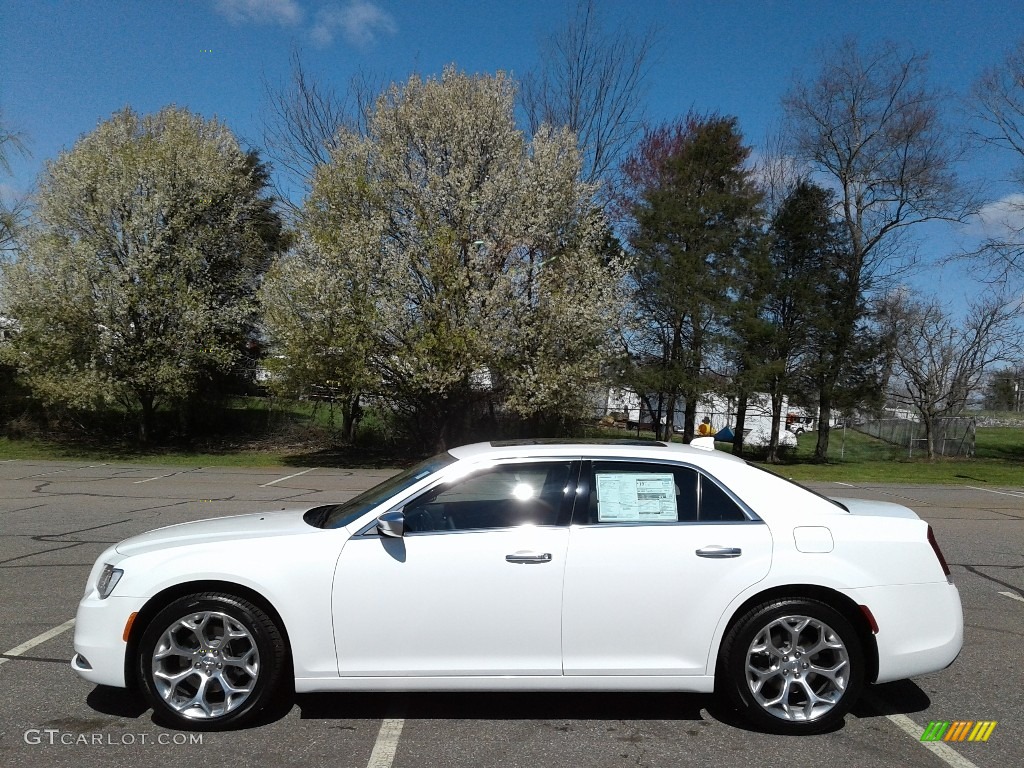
[377,510,405,538]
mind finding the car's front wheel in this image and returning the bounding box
[719,598,864,734]
[137,592,287,730]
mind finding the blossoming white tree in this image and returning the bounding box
[264,67,628,448]
[1,107,284,441]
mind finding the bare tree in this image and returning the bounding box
[261,50,380,218]
[0,118,28,175]
[783,37,972,460]
[0,109,30,258]
[520,0,655,188]
[754,126,801,214]
[971,39,1024,281]
[0,193,29,260]
[881,292,1022,459]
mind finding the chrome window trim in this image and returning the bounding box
[568,519,767,529]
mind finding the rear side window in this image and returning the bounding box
[585,461,748,524]
[698,474,747,522]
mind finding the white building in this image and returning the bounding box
[601,387,787,438]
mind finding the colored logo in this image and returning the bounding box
[921,721,997,742]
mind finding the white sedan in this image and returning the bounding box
[72,439,962,734]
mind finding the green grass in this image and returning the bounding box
[1,407,1022,483]
[974,426,1024,461]
[762,427,1024,485]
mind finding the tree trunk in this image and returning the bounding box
[733,392,747,456]
[814,390,832,462]
[767,388,784,463]
[683,396,697,443]
[923,415,935,460]
[638,393,655,436]
[654,391,665,441]
[139,392,156,444]
[342,393,362,443]
[664,393,677,442]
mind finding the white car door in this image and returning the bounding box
[332,460,577,677]
[562,460,773,676]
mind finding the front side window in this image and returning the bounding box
[402,461,576,533]
[584,461,748,524]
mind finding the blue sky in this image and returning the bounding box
[2,0,1023,305]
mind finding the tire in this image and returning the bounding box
[137,592,287,730]
[718,598,864,734]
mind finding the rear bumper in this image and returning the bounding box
[849,581,963,683]
[71,594,147,688]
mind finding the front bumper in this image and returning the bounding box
[849,581,963,683]
[71,594,147,688]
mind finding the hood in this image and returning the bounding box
[831,497,920,520]
[114,509,319,557]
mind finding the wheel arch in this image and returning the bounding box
[712,583,879,685]
[123,580,294,691]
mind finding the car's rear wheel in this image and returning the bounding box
[719,598,864,734]
[138,592,287,730]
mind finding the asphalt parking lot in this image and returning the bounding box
[0,459,1021,768]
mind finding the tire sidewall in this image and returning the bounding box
[721,598,865,735]
[138,593,284,731]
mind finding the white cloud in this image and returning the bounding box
[215,0,304,26]
[970,194,1024,238]
[311,1,397,49]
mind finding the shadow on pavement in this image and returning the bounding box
[85,679,932,733]
[85,685,150,719]
[296,691,709,722]
[851,679,932,718]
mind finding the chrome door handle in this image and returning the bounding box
[505,551,553,564]
[696,546,742,558]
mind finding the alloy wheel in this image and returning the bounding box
[744,614,851,722]
[150,610,260,720]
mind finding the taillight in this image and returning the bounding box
[927,525,952,579]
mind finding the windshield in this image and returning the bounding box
[309,453,457,529]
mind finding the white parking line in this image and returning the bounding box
[0,619,76,668]
[259,468,316,488]
[834,482,855,487]
[133,473,176,484]
[17,464,108,479]
[366,716,405,768]
[999,590,1024,604]
[964,485,1024,498]
[884,713,981,768]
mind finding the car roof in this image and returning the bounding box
[447,439,746,466]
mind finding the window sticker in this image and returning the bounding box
[596,473,677,522]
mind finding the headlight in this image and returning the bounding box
[96,563,123,599]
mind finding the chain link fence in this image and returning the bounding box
[855,416,976,458]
